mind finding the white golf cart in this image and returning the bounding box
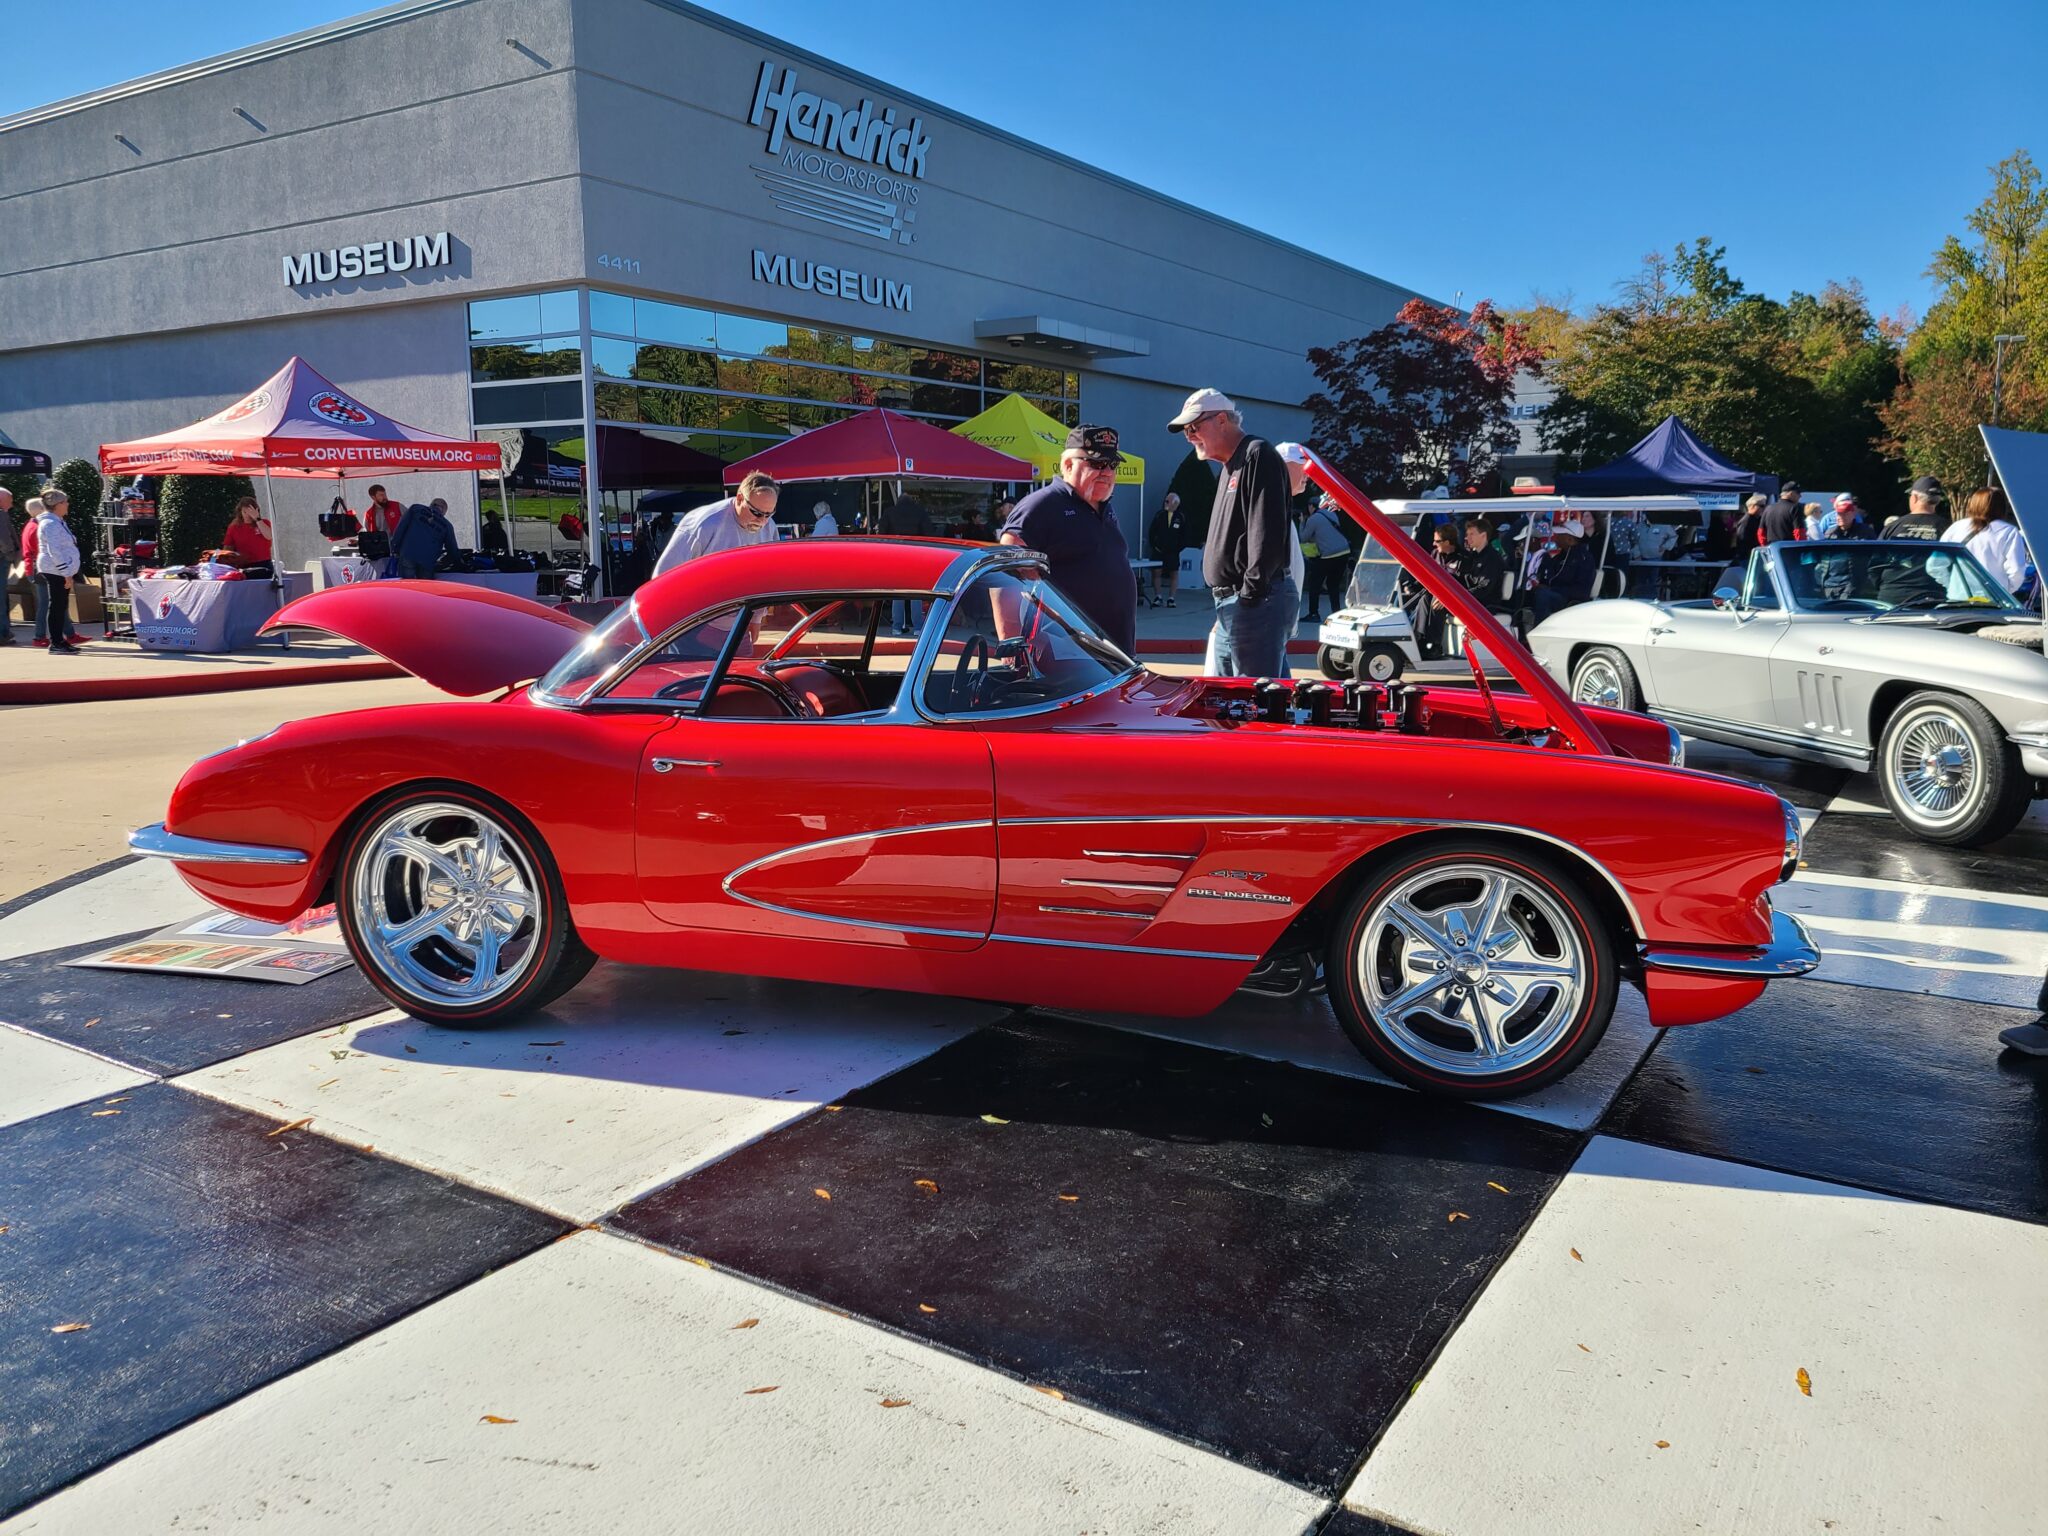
[1315,496,1705,680]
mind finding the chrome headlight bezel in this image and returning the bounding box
[1778,797,1803,882]
[1664,723,1685,768]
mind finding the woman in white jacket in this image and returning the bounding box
[32,488,83,654]
[1942,486,2031,597]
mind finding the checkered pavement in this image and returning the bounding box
[1,743,2043,1535]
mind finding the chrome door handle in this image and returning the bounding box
[652,757,720,773]
[1649,626,1674,636]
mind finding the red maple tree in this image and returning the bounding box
[1305,299,1544,495]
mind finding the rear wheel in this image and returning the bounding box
[1317,643,1354,680]
[1876,691,2031,847]
[1326,839,1618,1099]
[1570,646,1644,712]
[337,788,588,1025]
[1358,643,1405,683]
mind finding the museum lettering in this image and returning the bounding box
[751,249,913,311]
[750,63,931,179]
[282,231,452,286]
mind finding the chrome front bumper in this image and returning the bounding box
[129,823,309,867]
[1640,909,1820,979]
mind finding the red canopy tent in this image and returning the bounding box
[99,356,501,479]
[722,407,1031,486]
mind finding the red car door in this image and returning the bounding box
[634,720,995,951]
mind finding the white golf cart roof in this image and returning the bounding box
[1375,496,1705,519]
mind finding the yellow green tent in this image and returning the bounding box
[952,392,1144,487]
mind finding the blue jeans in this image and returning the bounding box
[1207,577,1297,677]
[396,559,435,580]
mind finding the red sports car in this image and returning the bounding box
[132,460,1816,1098]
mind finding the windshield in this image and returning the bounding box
[1345,519,1425,608]
[1776,543,2023,613]
[923,566,1133,715]
[532,601,650,704]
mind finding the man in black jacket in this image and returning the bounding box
[1173,387,1295,676]
[1761,481,1806,544]
[1455,517,1507,611]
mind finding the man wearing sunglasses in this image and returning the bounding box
[1171,387,1296,677]
[653,470,782,577]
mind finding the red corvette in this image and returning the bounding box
[132,459,1816,1098]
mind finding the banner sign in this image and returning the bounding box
[132,579,238,651]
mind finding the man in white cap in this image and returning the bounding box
[1172,387,1296,676]
[1522,514,1596,628]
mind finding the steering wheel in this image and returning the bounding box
[949,633,990,712]
[661,673,804,717]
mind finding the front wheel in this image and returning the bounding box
[1316,643,1354,680]
[1570,646,1643,712]
[1358,643,1405,683]
[1326,839,1618,1098]
[337,787,591,1025]
[1876,691,2031,847]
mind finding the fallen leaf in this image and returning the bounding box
[731,1318,759,1330]
[83,1018,101,1028]
[683,1255,711,1268]
[1487,1181,1511,1194]
[823,1104,843,1113]
[1260,1113,1273,1127]
[89,1110,121,1118]
[329,1050,350,1062]
[744,1385,779,1396]
[268,1117,313,1137]
[1655,1440,1671,1450]
[917,1303,936,1314]
[0,1226,9,1235]
[913,1179,939,1194]
[51,1322,90,1334]
[1031,1385,1065,1401]
[217,1013,233,1020]
[813,1188,832,1201]
[980,1114,1010,1125]
[528,1041,564,1047]
[879,1398,911,1408]
[316,1078,339,1090]
[1056,1193,1079,1203]
[1745,1066,1768,1076]
[1796,1367,1812,1397]
[103,1097,130,1105]
[722,1029,746,1037]
[479,1415,517,1425]
[1570,1248,1583,1262]
[403,1044,418,1054]
[1447,1211,1469,1223]
[1576,1343,1591,1353]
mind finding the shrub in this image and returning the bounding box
[157,474,254,566]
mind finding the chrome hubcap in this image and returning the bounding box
[1574,658,1622,708]
[1356,863,1588,1077]
[351,801,539,1005]
[1893,710,1979,823]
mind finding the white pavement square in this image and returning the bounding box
[1345,1136,2047,1536]
[1,1230,1327,1536]
[175,962,1004,1222]
[0,1024,152,1132]
[1057,986,1659,1131]
[1779,870,2048,1009]
[0,859,204,965]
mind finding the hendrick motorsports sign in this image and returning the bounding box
[283,231,451,286]
[748,61,927,247]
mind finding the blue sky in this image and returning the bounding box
[9,0,2043,325]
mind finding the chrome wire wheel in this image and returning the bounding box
[1354,862,1590,1080]
[1888,704,1982,828]
[1572,655,1624,708]
[348,800,542,1007]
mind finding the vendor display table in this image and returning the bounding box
[305,555,379,590]
[131,572,313,651]
[436,570,539,601]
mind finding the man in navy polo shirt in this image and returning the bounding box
[999,425,1138,655]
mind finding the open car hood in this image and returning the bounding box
[1982,426,2048,657]
[260,580,591,696]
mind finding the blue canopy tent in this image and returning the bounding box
[1556,415,1779,498]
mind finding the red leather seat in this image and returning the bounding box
[769,664,865,718]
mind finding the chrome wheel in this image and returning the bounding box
[1572,656,1624,708]
[1354,862,1589,1080]
[349,800,542,1007]
[1888,704,1983,828]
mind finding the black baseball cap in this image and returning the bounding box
[1780,481,1801,497]
[1909,474,1944,498]
[1066,424,1124,467]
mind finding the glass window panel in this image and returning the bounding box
[907,382,978,419]
[782,327,867,368]
[726,395,788,431]
[633,344,715,389]
[718,356,788,396]
[985,359,1068,398]
[715,312,789,356]
[1064,372,1080,399]
[908,349,981,387]
[468,294,543,341]
[470,338,582,382]
[638,387,720,429]
[590,290,636,337]
[637,299,717,350]
[591,336,637,379]
[537,290,580,334]
[594,381,639,423]
[780,362,870,406]
[474,381,584,424]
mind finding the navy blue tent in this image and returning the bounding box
[1556,416,1778,498]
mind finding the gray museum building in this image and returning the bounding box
[0,0,1426,587]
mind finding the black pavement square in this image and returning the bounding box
[0,931,389,1076]
[610,1014,1582,1494]
[1604,978,2048,1223]
[1797,810,2048,897]
[0,1083,566,1518]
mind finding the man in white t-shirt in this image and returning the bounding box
[811,501,839,537]
[653,471,781,577]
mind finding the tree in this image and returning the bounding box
[157,474,254,566]
[1304,299,1542,495]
